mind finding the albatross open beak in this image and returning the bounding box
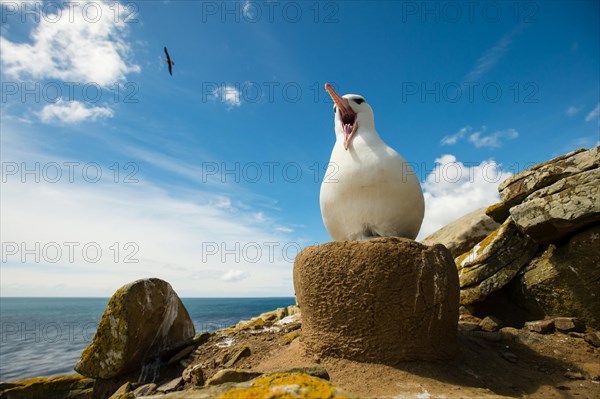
[325,83,358,150]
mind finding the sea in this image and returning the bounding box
[0,297,295,381]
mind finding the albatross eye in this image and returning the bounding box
[354,98,365,105]
[333,106,337,114]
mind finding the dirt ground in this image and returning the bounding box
[184,318,600,399]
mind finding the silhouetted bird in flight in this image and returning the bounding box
[163,47,174,76]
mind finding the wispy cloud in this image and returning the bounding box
[566,106,581,117]
[469,128,519,148]
[464,26,522,82]
[221,269,251,282]
[441,126,519,148]
[440,126,471,146]
[585,104,600,122]
[38,99,113,124]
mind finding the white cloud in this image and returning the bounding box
[468,128,518,148]
[275,226,294,233]
[0,0,140,87]
[212,85,242,108]
[440,126,471,146]
[38,99,113,124]
[221,270,251,282]
[418,154,511,240]
[566,106,580,117]
[584,104,600,122]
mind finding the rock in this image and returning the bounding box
[499,327,520,341]
[182,364,205,386]
[509,225,600,329]
[524,319,555,334]
[275,307,288,320]
[554,317,586,333]
[224,346,251,367]
[215,373,353,399]
[584,332,600,347]
[276,366,330,380]
[499,147,599,208]
[75,278,195,379]
[156,377,183,393]
[564,371,585,380]
[458,321,480,332]
[421,207,500,257]
[138,372,354,399]
[486,202,511,224]
[457,217,538,305]
[108,382,132,399]
[283,329,301,344]
[470,331,502,342]
[235,317,265,331]
[160,332,211,361]
[500,351,518,363]
[0,375,94,399]
[509,167,600,243]
[286,304,301,316]
[132,383,156,396]
[479,316,503,332]
[167,345,196,365]
[294,238,459,363]
[205,369,262,386]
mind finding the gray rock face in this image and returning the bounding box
[456,217,538,305]
[75,278,195,379]
[510,168,600,243]
[421,207,500,258]
[499,147,599,208]
[508,225,600,329]
[294,238,459,363]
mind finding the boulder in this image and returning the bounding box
[499,147,599,208]
[205,369,262,386]
[509,168,600,243]
[485,202,511,224]
[75,278,195,380]
[0,375,94,399]
[294,238,459,363]
[421,207,500,257]
[456,217,538,305]
[508,225,600,329]
[554,317,586,333]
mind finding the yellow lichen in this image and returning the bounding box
[216,373,350,399]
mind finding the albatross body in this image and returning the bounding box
[320,83,425,241]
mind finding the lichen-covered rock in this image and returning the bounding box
[205,369,262,386]
[294,238,459,363]
[215,373,353,399]
[509,167,600,243]
[136,372,353,399]
[499,147,599,208]
[75,278,195,379]
[485,202,511,224]
[508,225,600,329]
[456,217,538,305]
[421,207,500,257]
[0,375,94,399]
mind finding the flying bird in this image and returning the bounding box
[163,47,174,76]
[319,83,425,241]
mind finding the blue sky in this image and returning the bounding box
[1,0,598,297]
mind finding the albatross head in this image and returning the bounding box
[325,83,375,150]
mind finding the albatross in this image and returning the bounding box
[320,83,425,241]
[163,47,174,76]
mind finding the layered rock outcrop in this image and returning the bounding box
[438,146,600,328]
[294,238,459,363]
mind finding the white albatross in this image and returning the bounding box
[320,83,425,241]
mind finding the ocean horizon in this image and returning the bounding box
[0,297,295,381]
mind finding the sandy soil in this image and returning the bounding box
[186,321,600,399]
